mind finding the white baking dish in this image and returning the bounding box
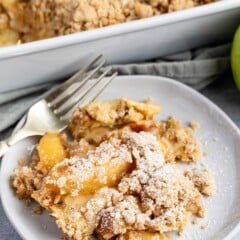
[0,0,240,93]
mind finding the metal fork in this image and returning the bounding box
[0,55,117,157]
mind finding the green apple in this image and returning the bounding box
[231,26,240,90]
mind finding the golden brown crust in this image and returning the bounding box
[70,102,201,164]
[1,0,215,45]
[11,165,43,199]
[185,168,216,196]
[11,98,215,240]
[158,117,201,163]
[68,98,160,144]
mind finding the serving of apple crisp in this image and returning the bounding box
[11,98,216,240]
[0,0,216,46]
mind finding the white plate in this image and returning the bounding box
[1,75,240,240]
[1,0,240,92]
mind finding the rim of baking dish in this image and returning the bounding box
[0,0,239,60]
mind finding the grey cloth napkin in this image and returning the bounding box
[0,43,231,139]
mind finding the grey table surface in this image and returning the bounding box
[0,71,239,240]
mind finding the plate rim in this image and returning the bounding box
[1,75,240,240]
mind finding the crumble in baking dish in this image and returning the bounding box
[0,0,216,46]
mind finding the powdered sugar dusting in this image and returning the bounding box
[43,131,164,197]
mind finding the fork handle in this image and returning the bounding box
[0,141,10,158]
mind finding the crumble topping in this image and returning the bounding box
[97,163,204,238]
[0,0,216,46]
[11,98,216,240]
[158,117,201,163]
[69,98,160,143]
[0,4,9,30]
[0,2,19,46]
[11,165,43,199]
[185,168,216,196]
[70,99,201,163]
[32,131,208,239]
[95,132,205,238]
[42,136,133,197]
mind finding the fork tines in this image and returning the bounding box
[46,55,117,121]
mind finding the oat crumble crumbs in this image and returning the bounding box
[189,120,200,130]
[0,0,216,46]
[192,218,200,225]
[11,98,216,240]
